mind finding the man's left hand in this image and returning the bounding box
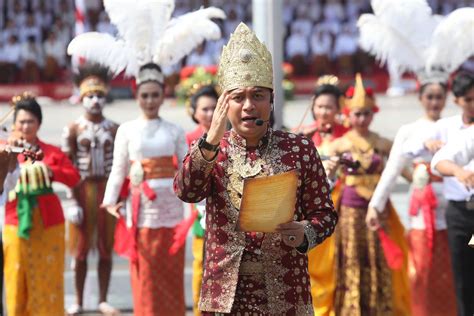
[276,220,307,248]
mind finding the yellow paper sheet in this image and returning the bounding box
[238,170,298,232]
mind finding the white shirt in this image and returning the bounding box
[3,41,21,64]
[370,117,447,230]
[103,118,188,228]
[310,31,332,56]
[431,126,474,197]
[19,25,42,44]
[290,18,313,38]
[43,38,66,66]
[323,1,345,22]
[404,115,471,201]
[20,41,43,66]
[286,33,309,59]
[333,32,358,56]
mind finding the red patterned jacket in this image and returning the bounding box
[174,129,338,313]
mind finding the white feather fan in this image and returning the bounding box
[359,0,474,78]
[67,0,226,77]
[426,8,474,73]
[357,0,438,77]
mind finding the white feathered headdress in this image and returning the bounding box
[67,0,226,78]
[358,0,474,83]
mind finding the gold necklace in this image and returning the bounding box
[227,131,273,209]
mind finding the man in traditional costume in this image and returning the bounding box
[62,63,119,315]
[174,22,338,315]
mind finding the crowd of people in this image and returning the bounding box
[0,28,473,316]
[0,1,473,316]
[1,0,472,84]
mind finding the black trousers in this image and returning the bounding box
[446,201,474,316]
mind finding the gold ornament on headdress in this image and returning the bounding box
[79,76,108,98]
[11,91,36,107]
[316,75,340,87]
[0,92,36,127]
[176,67,217,116]
[217,22,273,91]
[345,73,376,111]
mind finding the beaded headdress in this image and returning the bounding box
[217,23,273,91]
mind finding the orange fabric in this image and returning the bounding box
[138,156,175,179]
[309,182,341,316]
[407,229,456,316]
[192,236,204,316]
[386,203,412,316]
[130,227,185,316]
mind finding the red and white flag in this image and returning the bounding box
[74,0,86,36]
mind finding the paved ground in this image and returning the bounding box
[0,92,460,313]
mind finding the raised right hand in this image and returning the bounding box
[205,90,230,146]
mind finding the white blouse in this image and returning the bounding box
[370,117,447,230]
[103,117,188,228]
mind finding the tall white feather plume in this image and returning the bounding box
[358,0,439,76]
[154,7,226,66]
[67,32,138,75]
[426,8,474,73]
[67,0,225,77]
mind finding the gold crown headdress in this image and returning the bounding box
[315,75,340,87]
[218,23,273,91]
[344,73,376,112]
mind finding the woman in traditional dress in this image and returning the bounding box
[102,63,188,316]
[4,93,81,316]
[368,77,457,316]
[299,76,348,316]
[66,2,226,314]
[328,74,411,316]
[186,84,218,316]
[298,76,348,155]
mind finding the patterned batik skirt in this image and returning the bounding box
[130,227,185,316]
[334,205,393,316]
[408,229,456,316]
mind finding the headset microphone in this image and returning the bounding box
[255,119,269,126]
